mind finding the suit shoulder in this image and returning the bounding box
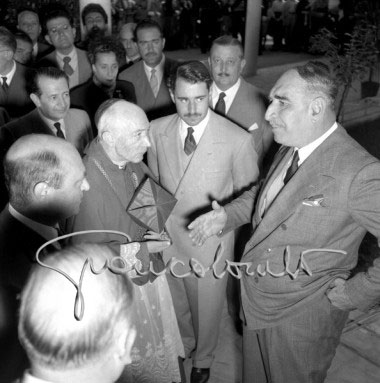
[68,108,90,120]
[119,62,141,80]
[150,113,178,135]
[211,111,251,138]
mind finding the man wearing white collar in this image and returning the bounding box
[0,26,33,118]
[16,8,51,62]
[209,35,272,167]
[188,61,380,383]
[0,134,90,382]
[148,61,259,383]
[118,19,177,120]
[37,7,91,89]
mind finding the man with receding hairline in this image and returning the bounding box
[209,35,272,166]
[70,99,184,382]
[188,61,380,383]
[18,243,136,383]
[0,134,90,381]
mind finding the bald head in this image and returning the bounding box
[4,134,89,223]
[95,99,151,164]
[19,243,135,382]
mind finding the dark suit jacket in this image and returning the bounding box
[0,208,48,381]
[223,125,380,329]
[37,47,92,88]
[70,78,137,135]
[118,56,177,120]
[34,41,52,61]
[119,56,142,73]
[0,62,33,119]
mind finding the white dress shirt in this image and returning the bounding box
[0,60,16,85]
[143,54,165,90]
[210,78,241,114]
[179,109,211,146]
[56,47,79,88]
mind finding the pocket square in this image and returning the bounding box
[302,194,325,207]
[248,123,259,132]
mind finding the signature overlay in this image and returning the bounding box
[35,230,347,321]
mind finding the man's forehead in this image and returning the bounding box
[211,44,241,57]
[19,11,39,23]
[85,12,105,21]
[270,70,304,95]
[137,27,161,39]
[47,17,71,28]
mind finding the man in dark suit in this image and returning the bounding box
[0,26,33,119]
[0,134,90,382]
[209,35,272,166]
[70,36,136,134]
[118,19,177,120]
[37,7,92,89]
[148,61,259,383]
[16,8,51,62]
[188,61,380,383]
[0,66,92,209]
[118,22,141,72]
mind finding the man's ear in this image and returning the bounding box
[240,58,246,73]
[310,96,325,119]
[45,34,52,45]
[33,181,51,200]
[72,27,76,40]
[30,93,40,108]
[101,131,115,146]
[169,89,175,103]
[117,326,136,365]
[162,37,165,50]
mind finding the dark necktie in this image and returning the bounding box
[184,127,196,156]
[214,92,226,115]
[63,56,74,76]
[54,122,65,139]
[283,150,299,185]
[1,76,8,92]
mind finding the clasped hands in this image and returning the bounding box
[187,200,227,246]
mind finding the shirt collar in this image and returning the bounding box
[21,371,54,383]
[143,54,165,80]
[56,46,76,61]
[180,109,211,145]
[37,110,66,136]
[8,204,59,242]
[0,60,16,84]
[210,78,241,113]
[297,122,338,166]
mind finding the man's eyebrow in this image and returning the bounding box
[274,95,289,102]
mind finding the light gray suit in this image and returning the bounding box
[148,110,259,368]
[223,125,380,382]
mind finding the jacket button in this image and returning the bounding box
[267,248,271,252]
[281,224,287,230]
[254,276,259,283]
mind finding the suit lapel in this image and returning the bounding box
[175,114,219,195]
[251,132,339,247]
[158,115,183,188]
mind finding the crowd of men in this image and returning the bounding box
[0,3,380,383]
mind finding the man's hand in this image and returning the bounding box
[187,200,227,246]
[326,278,355,311]
[144,230,171,253]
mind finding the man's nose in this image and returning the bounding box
[265,103,275,121]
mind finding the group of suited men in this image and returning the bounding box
[1,3,380,383]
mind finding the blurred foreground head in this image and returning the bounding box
[18,243,135,383]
